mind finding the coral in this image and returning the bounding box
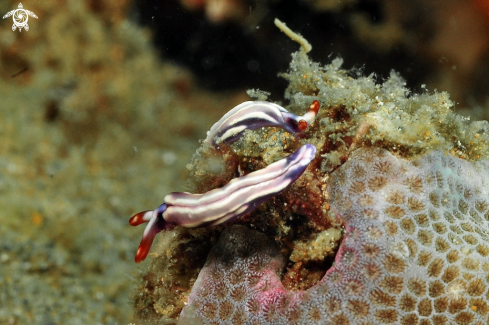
[179,148,489,324]
[134,27,489,323]
[179,225,286,324]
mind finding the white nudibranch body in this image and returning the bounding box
[130,101,320,263]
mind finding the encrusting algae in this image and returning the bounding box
[132,20,489,325]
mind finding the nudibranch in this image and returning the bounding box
[130,100,320,263]
[204,100,320,145]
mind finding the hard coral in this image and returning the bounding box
[134,27,489,324]
[180,225,286,324]
[179,147,489,324]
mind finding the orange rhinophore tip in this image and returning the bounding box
[135,229,157,263]
[134,217,161,263]
[129,210,151,226]
[298,119,308,131]
[309,100,320,115]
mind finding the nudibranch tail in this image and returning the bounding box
[204,101,320,145]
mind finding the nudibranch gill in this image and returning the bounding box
[130,100,320,263]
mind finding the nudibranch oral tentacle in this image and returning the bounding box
[129,144,316,263]
[204,100,320,145]
[129,205,174,263]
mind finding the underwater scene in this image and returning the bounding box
[1,0,489,324]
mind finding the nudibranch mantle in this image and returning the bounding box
[204,100,320,145]
[164,144,316,227]
[130,100,320,263]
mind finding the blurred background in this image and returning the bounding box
[0,0,488,323]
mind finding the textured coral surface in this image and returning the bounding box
[180,148,489,324]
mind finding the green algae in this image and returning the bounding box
[0,2,232,324]
[282,52,489,161]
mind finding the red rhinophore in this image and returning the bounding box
[129,211,150,226]
[135,229,158,263]
[298,119,308,131]
[309,100,320,115]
